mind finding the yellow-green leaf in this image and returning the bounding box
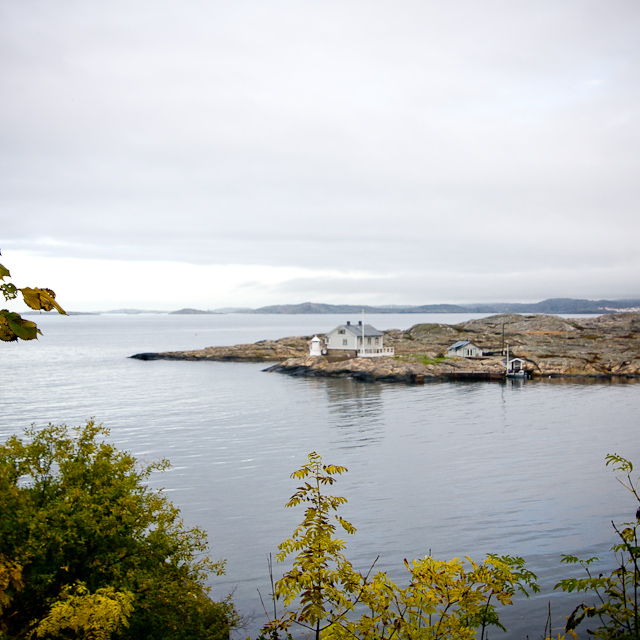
[0,311,41,341]
[20,287,67,314]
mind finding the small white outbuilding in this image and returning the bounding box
[309,336,323,356]
[446,340,484,358]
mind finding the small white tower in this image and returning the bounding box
[309,336,323,356]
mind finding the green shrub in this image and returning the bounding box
[0,421,235,640]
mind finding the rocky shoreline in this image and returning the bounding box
[130,312,640,383]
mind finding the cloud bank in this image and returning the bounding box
[2,1,639,310]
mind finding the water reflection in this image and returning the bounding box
[323,378,385,449]
[534,375,640,386]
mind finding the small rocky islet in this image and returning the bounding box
[130,312,640,383]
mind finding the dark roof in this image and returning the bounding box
[448,340,471,350]
[330,323,384,338]
[448,340,483,351]
[345,323,383,338]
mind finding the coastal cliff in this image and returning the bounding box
[131,312,640,382]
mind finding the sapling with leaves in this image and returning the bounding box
[555,454,640,640]
[262,452,364,640]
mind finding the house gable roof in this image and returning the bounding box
[328,323,384,338]
[448,340,471,350]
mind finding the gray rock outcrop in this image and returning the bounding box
[130,313,640,382]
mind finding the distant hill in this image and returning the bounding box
[248,302,390,314]
[242,298,640,315]
[103,309,167,314]
[169,308,222,315]
[211,307,253,313]
[97,298,640,316]
[464,298,640,314]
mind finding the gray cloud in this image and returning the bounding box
[2,0,639,307]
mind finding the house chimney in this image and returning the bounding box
[358,320,362,326]
[346,321,350,325]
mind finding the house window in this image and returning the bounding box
[367,338,371,345]
[342,339,348,346]
[339,329,345,334]
[375,337,379,344]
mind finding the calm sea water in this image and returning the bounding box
[2,312,639,638]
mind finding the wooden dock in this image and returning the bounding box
[444,370,506,381]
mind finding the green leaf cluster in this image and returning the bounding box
[262,452,539,640]
[0,259,66,342]
[328,553,539,640]
[0,420,236,640]
[31,583,134,640]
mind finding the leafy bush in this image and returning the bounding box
[0,420,235,640]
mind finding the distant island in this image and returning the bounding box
[168,308,223,315]
[94,298,640,316]
[131,312,640,383]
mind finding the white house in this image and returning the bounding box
[446,340,484,358]
[324,321,394,357]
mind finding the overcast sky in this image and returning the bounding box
[2,1,639,311]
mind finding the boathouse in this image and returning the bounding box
[503,356,527,375]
